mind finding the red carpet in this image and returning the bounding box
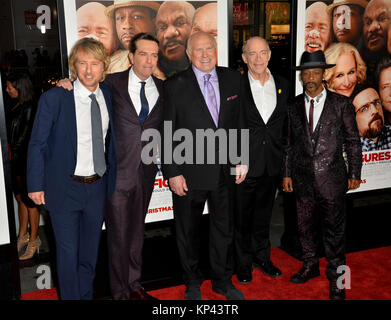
[21,246,391,300]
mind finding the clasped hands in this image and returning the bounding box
[169,165,248,196]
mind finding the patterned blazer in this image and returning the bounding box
[282,89,362,198]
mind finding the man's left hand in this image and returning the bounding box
[235,165,248,184]
[348,179,361,190]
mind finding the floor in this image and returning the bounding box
[17,189,391,298]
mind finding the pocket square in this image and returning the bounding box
[226,94,238,101]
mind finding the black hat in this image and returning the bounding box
[295,50,335,70]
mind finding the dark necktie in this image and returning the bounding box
[309,99,314,133]
[203,74,219,126]
[139,81,149,123]
[89,93,106,177]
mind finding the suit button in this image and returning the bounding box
[312,139,315,144]
[262,140,266,145]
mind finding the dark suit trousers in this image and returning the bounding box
[296,188,346,280]
[235,175,279,269]
[172,170,235,290]
[106,171,154,300]
[49,175,107,300]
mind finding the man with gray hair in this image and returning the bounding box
[162,31,247,300]
[235,37,290,284]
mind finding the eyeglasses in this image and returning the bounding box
[356,99,382,114]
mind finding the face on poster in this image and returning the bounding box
[63,0,227,80]
[296,0,391,192]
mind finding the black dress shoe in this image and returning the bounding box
[236,268,253,284]
[329,280,346,300]
[253,259,283,277]
[290,264,320,284]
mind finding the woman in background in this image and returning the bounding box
[6,72,40,260]
[324,42,367,98]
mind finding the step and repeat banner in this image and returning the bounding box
[295,0,391,193]
[59,0,227,222]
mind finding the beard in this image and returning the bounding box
[363,114,384,139]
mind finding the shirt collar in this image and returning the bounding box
[248,68,272,85]
[192,65,217,81]
[304,87,326,104]
[74,78,101,99]
[129,67,153,86]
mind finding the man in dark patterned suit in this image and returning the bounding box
[282,50,362,300]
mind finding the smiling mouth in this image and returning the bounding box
[306,42,321,51]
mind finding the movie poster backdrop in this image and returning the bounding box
[296,0,391,193]
[60,0,227,222]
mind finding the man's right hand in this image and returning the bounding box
[28,191,45,205]
[282,177,293,192]
[57,78,73,91]
[169,175,188,197]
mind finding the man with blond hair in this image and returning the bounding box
[27,38,117,300]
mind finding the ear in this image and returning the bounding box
[128,51,134,65]
[242,53,247,64]
[186,48,191,60]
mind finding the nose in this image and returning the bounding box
[122,16,133,30]
[164,25,178,39]
[368,20,380,33]
[308,29,320,38]
[342,75,349,87]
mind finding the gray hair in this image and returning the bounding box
[242,36,270,53]
[187,31,217,53]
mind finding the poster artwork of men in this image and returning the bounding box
[302,0,391,191]
[76,1,218,79]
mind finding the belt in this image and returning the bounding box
[71,174,100,184]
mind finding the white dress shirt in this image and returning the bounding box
[73,79,109,176]
[248,69,277,124]
[304,87,327,132]
[128,67,159,116]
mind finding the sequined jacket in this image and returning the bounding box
[282,89,362,197]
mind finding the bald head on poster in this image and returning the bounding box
[305,2,332,53]
[191,2,218,41]
[77,2,118,55]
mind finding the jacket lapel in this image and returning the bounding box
[297,94,313,147]
[243,73,264,124]
[120,68,140,119]
[64,88,77,157]
[268,75,283,122]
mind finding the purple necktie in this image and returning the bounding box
[203,73,219,126]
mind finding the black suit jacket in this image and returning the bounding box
[282,89,362,198]
[105,68,164,192]
[162,66,243,190]
[242,73,290,177]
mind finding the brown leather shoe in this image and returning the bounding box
[129,288,158,301]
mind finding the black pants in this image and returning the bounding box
[296,190,346,280]
[234,175,279,270]
[106,173,154,300]
[172,172,235,290]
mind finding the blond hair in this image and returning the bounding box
[68,38,110,81]
[324,42,366,91]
